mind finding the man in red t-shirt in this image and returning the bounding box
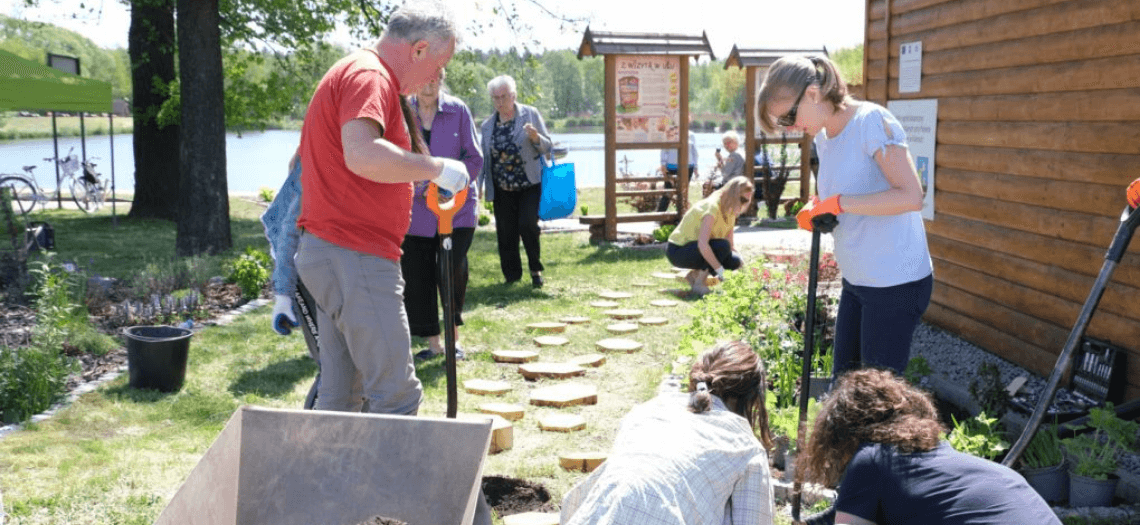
[295,2,467,416]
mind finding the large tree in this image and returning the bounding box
[127,0,180,220]
[175,0,230,255]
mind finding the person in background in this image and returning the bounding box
[714,129,745,188]
[657,129,699,212]
[294,2,467,415]
[405,69,483,361]
[666,177,754,295]
[800,369,1061,525]
[478,74,552,288]
[757,54,933,379]
[560,340,775,525]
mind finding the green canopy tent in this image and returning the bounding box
[0,49,118,220]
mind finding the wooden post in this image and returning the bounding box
[800,134,812,202]
[862,0,872,98]
[883,0,892,104]
[744,65,756,184]
[604,55,618,241]
[678,57,691,213]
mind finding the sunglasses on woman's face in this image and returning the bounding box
[776,80,812,127]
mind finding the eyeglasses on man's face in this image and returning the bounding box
[492,92,514,102]
[776,80,812,128]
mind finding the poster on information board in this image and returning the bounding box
[887,98,938,221]
[614,55,681,143]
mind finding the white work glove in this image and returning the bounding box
[713,267,725,281]
[433,158,469,198]
[272,294,299,335]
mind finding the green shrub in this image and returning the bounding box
[652,224,675,243]
[477,214,491,226]
[969,362,1010,419]
[948,412,1008,461]
[904,356,933,385]
[226,246,271,299]
[259,187,275,203]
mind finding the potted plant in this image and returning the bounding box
[1017,424,1067,504]
[1062,403,1139,508]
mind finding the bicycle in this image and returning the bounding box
[0,147,110,215]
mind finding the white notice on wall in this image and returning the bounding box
[899,41,922,94]
[887,99,938,220]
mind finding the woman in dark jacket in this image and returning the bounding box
[478,74,552,288]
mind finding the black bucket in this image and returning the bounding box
[124,326,193,392]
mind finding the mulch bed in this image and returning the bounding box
[482,475,558,516]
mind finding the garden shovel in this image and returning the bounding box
[426,184,469,419]
[1003,181,1140,468]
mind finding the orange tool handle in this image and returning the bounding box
[425,184,469,235]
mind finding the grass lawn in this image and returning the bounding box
[0,196,718,524]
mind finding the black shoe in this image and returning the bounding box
[505,277,520,285]
[531,273,544,288]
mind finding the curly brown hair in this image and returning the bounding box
[687,341,774,452]
[800,369,945,487]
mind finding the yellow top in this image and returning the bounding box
[669,197,732,245]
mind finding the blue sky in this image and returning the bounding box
[3,0,866,56]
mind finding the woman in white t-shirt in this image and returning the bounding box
[756,55,933,379]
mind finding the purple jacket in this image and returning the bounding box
[407,93,484,238]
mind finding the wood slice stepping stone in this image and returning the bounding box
[559,451,608,472]
[492,349,540,363]
[559,315,591,324]
[538,413,586,432]
[503,512,560,525]
[650,299,679,307]
[526,321,567,333]
[463,379,512,396]
[569,353,606,367]
[518,362,587,380]
[596,338,643,353]
[530,383,597,407]
[638,316,669,326]
[606,322,639,334]
[479,402,525,421]
[533,335,569,347]
[597,291,633,300]
[652,271,680,279]
[461,413,513,454]
[603,308,643,320]
[589,300,620,308]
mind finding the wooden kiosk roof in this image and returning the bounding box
[578,28,716,60]
[723,46,828,70]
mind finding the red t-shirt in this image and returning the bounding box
[297,49,413,261]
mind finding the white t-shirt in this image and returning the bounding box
[815,102,933,287]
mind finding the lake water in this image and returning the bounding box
[0,130,732,194]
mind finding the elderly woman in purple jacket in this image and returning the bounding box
[404,70,485,360]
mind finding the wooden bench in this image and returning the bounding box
[579,212,679,242]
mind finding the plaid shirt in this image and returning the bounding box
[561,392,774,525]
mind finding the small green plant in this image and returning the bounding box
[580,204,589,216]
[1021,424,1065,469]
[477,214,491,226]
[259,187,275,203]
[969,362,1010,419]
[483,200,494,214]
[948,412,1009,461]
[904,355,933,385]
[1063,403,1139,480]
[226,246,271,299]
[789,199,806,216]
[652,224,675,243]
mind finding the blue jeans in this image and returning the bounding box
[832,274,933,379]
[666,240,742,272]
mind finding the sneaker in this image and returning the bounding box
[531,273,544,288]
[414,348,437,361]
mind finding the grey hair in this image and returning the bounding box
[721,130,740,143]
[385,1,458,47]
[487,75,517,95]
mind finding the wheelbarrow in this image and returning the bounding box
[426,184,469,418]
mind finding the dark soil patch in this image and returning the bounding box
[481,475,557,517]
[353,517,406,525]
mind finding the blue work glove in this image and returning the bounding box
[272,294,299,335]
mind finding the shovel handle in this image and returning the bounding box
[426,184,469,235]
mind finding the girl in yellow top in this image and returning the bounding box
[667,177,755,295]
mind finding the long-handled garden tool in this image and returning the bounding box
[792,213,838,525]
[427,184,469,419]
[1003,178,1140,468]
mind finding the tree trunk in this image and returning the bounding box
[175,0,231,256]
[127,0,180,220]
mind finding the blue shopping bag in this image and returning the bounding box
[538,156,576,221]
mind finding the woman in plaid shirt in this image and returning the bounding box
[560,341,776,524]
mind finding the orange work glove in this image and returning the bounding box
[796,195,844,232]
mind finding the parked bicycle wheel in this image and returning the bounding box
[69,177,101,213]
[0,176,40,216]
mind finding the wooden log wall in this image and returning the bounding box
[864,0,1140,398]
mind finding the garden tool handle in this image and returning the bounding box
[426,185,469,235]
[791,228,823,523]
